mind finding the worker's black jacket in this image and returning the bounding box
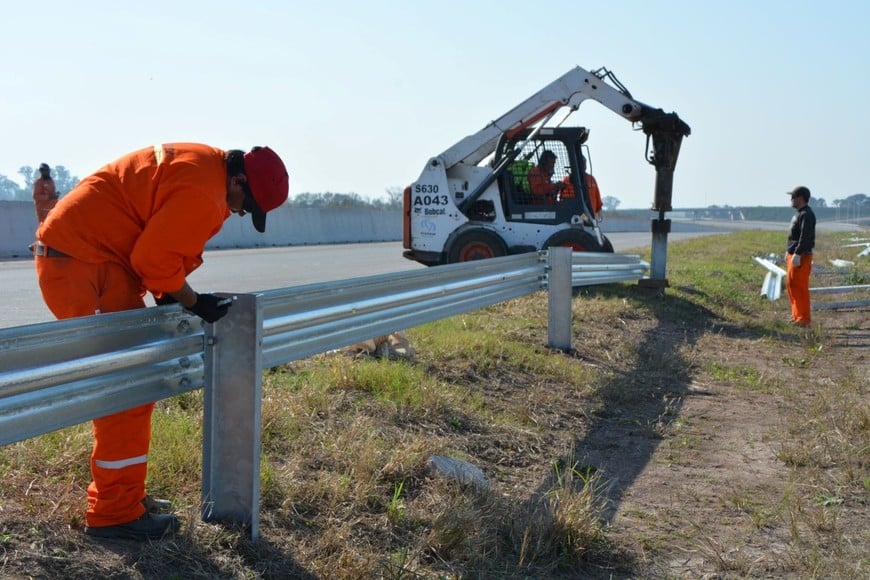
[786,205,816,255]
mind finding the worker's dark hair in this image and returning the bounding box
[539,150,557,164]
[226,149,246,177]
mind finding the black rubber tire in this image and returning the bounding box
[445,229,508,263]
[542,229,609,253]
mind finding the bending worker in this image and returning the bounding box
[34,143,290,540]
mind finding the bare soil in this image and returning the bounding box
[0,296,867,578]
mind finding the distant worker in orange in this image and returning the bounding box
[560,171,604,220]
[785,185,815,326]
[34,143,290,540]
[527,150,566,204]
[32,162,58,223]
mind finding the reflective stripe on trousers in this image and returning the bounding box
[95,454,148,470]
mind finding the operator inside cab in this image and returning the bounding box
[527,150,566,204]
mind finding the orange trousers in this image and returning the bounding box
[35,254,153,527]
[786,253,813,325]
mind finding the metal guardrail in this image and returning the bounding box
[754,256,870,309]
[0,249,647,538]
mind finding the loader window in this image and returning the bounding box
[509,140,570,205]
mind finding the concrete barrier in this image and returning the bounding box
[0,201,403,258]
[1,200,735,259]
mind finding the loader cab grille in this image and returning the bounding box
[496,128,591,225]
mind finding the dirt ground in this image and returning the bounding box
[570,304,869,578]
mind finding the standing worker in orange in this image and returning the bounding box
[32,162,58,223]
[560,171,604,220]
[34,143,290,540]
[785,186,815,326]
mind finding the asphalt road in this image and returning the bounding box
[13,217,867,331]
[1,232,737,330]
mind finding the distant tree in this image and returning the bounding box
[52,165,81,195]
[833,193,868,220]
[383,186,403,210]
[813,197,827,208]
[0,175,26,200]
[288,189,404,210]
[17,166,36,191]
[602,195,621,211]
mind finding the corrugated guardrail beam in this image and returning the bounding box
[260,253,548,368]
[0,309,205,446]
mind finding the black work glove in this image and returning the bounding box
[186,293,231,323]
[154,293,178,306]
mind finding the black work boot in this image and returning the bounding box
[85,512,181,540]
[142,494,172,514]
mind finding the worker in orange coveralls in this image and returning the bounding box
[785,185,816,327]
[32,162,58,223]
[527,149,566,204]
[34,143,289,540]
[560,172,604,220]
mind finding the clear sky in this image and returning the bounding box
[2,0,867,209]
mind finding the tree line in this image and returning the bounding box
[3,163,861,215]
[0,166,81,201]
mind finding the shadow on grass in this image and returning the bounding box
[536,284,765,525]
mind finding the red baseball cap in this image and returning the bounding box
[243,146,289,232]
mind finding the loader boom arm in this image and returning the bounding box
[439,66,651,169]
[436,65,690,212]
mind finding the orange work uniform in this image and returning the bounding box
[527,165,559,204]
[35,143,230,527]
[560,174,603,215]
[32,176,58,223]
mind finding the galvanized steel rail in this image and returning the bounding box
[0,248,647,538]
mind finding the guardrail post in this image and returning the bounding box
[547,247,573,350]
[201,293,263,540]
[647,215,671,285]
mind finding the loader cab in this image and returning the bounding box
[496,127,594,225]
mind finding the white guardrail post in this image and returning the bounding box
[547,247,573,350]
[201,293,264,538]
